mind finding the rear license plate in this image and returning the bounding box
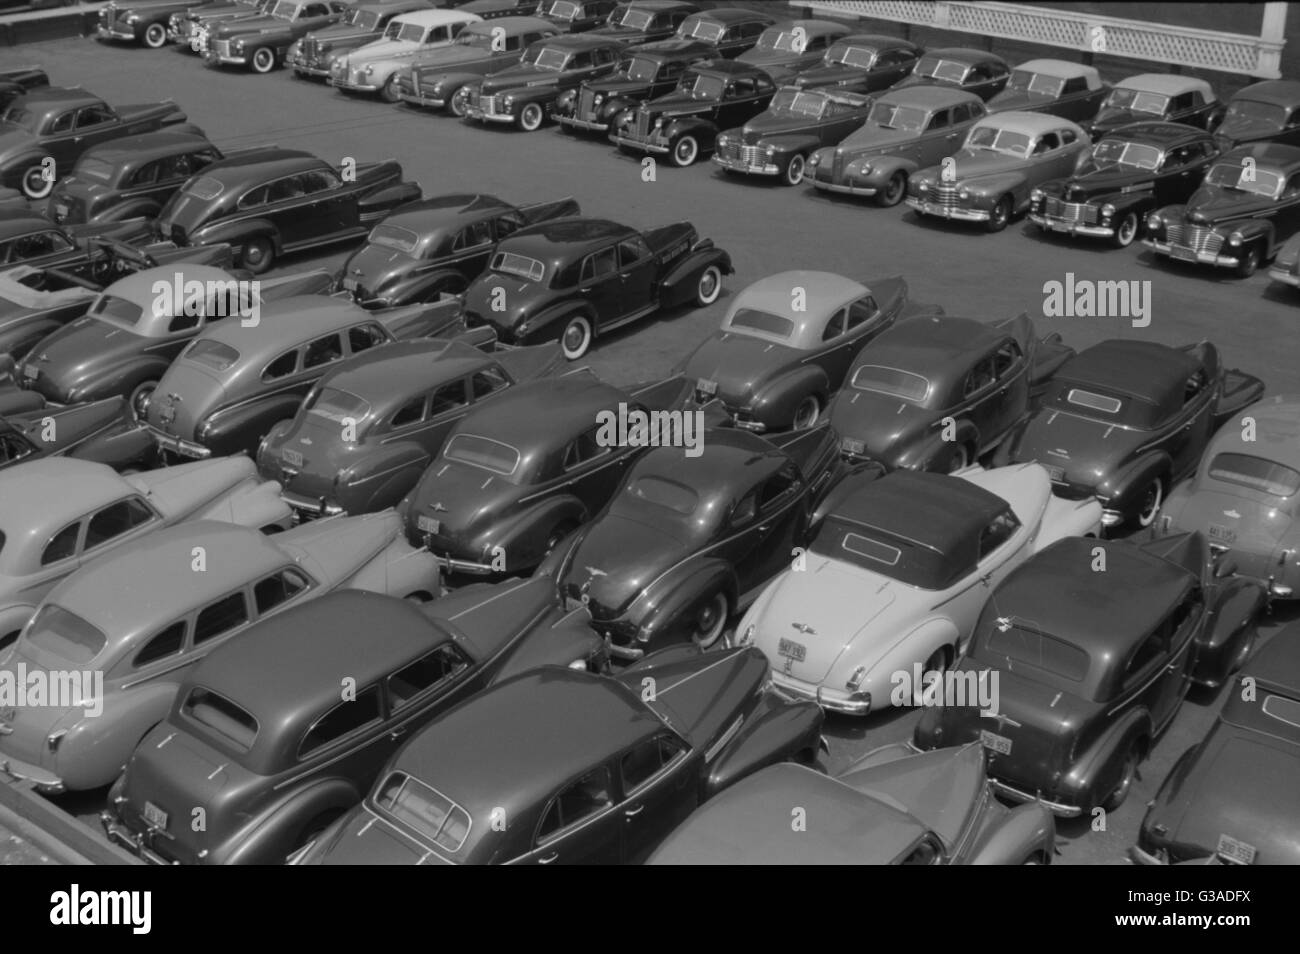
[21,364,37,380]
[841,437,865,456]
[696,378,717,396]
[142,801,169,830]
[777,638,806,661]
[979,730,1012,755]
[1208,523,1237,544]
[53,202,68,219]
[417,515,441,535]
[1045,465,1065,482]
[1170,245,1198,262]
[342,277,357,292]
[281,448,303,467]
[1215,833,1256,865]
[159,407,176,425]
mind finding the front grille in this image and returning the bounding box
[302,36,317,64]
[1043,198,1098,224]
[832,149,845,180]
[931,183,959,208]
[214,38,232,57]
[634,110,650,139]
[1166,223,1224,255]
[578,88,596,120]
[740,144,762,165]
[398,73,416,96]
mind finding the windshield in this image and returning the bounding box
[965,124,1033,157]
[676,71,725,100]
[850,364,930,403]
[182,686,258,753]
[1224,98,1287,128]
[1044,379,1161,428]
[726,308,795,340]
[270,0,297,20]
[183,338,240,371]
[915,56,968,83]
[678,16,722,42]
[757,29,805,52]
[307,387,372,427]
[771,88,826,117]
[71,156,118,184]
[619,475,698,515]
[382,19,402,38]
[522,45,569,70]
[1205,162,1283,197]
[396,22,427,43]
[1106,87,1168,115]
[1207,452,1300,497]
[353,9,378,30]
[1007,69,1064,97]
[443,433,521,478]
[621,55,659,83]
[1,107,38,132]
[868,100,926,132]
[455,29,495,48]
[374,772,471,852]
[22,604,107,666]
[366,223,421,255]
[547,0,579,17]
[810,517,953,588]
[490,251,546,282]
[614,8,652,30]
[828,41,875,68]
[182,176,224,201]
[1091,138,1161,171]
[90,294,145,328]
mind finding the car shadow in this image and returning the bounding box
[1016,221,1136,257]
[1131,248,1254,285]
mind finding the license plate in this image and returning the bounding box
[1170,245,1198,262]
[1046,465,1065,482]
[1208,523,1237,544]
[417,515,441,535]
[22,364,38,380]
[979,729,1012,755]
[696,378,717,396]
[777,638,806,661]
[841,437,865,456]
[159,407,176,425]
[142,801,169,830]
[281,448,303,467]
[342,277,357,292]
[1215,833,1256,865]
[53,202,68,219]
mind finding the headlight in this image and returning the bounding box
[846,666,868,691]
[1101,203,1116,218]
[653,117,663,130]
[593,93,603,106]
[958,187,970,200]
[1146,213,1161,230]
[126,13,140,23]
[233,38,244,50]
[857,161,872,176]
[364,65,374,76]
[503,95,515,108]
[1030,187,1043,202]
[764,144,776,157]
[717,134,730,147]
[567,658,588,671]
[738,623,755,647]
[515,318,531,337]
[919,181,929,192]
[197,420,216,443]
[1229,231,1243,245]
[808,152,821,167]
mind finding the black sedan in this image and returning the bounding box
[552,41,712,135]
[791,33,921,95]
[892,47,1010,102]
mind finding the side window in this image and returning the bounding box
[580,246,618,282]
[47,110,75,135]
[568,51,593,69]
[562,425,611,470]
[302,3,329,17]
[992,339,1023,378]
[620,735,687,793]
[495,212,525,239]
[1184,368,1209,405]
[85,497,154,550]
[262,349,299,382]
[968,64,991,83]
[387,643,470,711]
[821,308,847,341]
[391,396,425,427]
[900,835,944,865]
[758,464,800,512]
[978,510,1021,559]
[536,766,614,844]
[299,685,382,759]
[267,175,306,203]
[238,185,268,211]
[1032,132,1060,155]
[453,220,493,251]
[129,162,160,188]
[76,105,115,129]
[133,621,187,668]
[1288,108,1300,128]
[1062,76,1086,95]
[348,323,388,354]
[927,109,950,131]
[303,332,344,370]
[1060,128,1077,145]
[1171,92,1195,112]
[730,490,757,527]
[193,591,249,645]
[41,522,82,566]
[0,433,33,465]
[950,102,973,124]
[428,380,468,416]
[617,236,651,268]
[300,169,341,193]
[808,33,830,52]
[15,231,73,258]
[253,567,311,615]
[846,296,878,330]
[963,356,996,397]
[471,367,509,399]
[729,78,756,99]
[1123,630,1166,687]
[168,311,201,334]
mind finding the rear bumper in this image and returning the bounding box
[0,754,64,795]
[398,91,446,107]
[987,777,1084,818]
[769,671,873,715]
[97,26,139,41]
[1268,264,1300,286]
[1029,213,1114,238]
[280,490,344,518]
[100,813,175,865]
[146,425,211,459]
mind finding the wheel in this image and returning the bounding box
[1102,746,1140,812]
[877,170,907,207]
[1111,212,1139,248]
[1234,243,1260,279]
[695,264,722,306]
[288,811,341,858]
[379,74,400,103]
[669,134,699,168]
[916,645,951,704]
[1134,479,1163,528]
[449,88,469,118]
[942,444,970,473]
[21,163,54,200]
[559,314,593,360]
[251,47,276,74]
[791,394,821,430]
[241,236,274,274]
[986,195,1012,233]
[517,103,545,131]
[404,591,434,603]
[689,592,729,650]
[129,380,158,421]
[0,630,18,651]
[143,22,167,48]
[545,520,578,556]
[782,153,805,186]
[1022,853,1049,865]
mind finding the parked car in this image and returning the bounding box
[402,371,720,575]
[337,193,579,305]
[100,579,607,864]
[286,0,432,79]
[0,456,291,646]
[608,60,778,167]
[545,424,846,657]
[658,7,773,60]
[0,512,439,793]
[170,0,271,53]
[790,33,920,94]
[460,0,539,18]
[553,41,712,134]
[1133,630,1300,865]
[0,398,156,474]
[153,148,421,273]
[988,59,1107,122]
[1214,79,1300,150]
[536,0,616,34]
[96,0,200,48]
[462,217,731,359]
[1160,395,1300,600]
[1,87,193,200]
[588,0,696,46]
[293,645,824,864]
[831,313,1074,474]
[648,744,1055,864]
[205,0,350,73]
[19,264,334,415]
[257,335,565,517]
[0,66,50,113]
[681,271,938,433]
[807,86,988,206]
[330,8,484,101]
[1006,339,1264,530]
[458,33,625,130]
[734,19,851,85]
[1086,74,1224,139]
[734,464,1100,714]
[1029,121,1220,248]
[395,16,561,114]
[892,47,1010,102]
[1145,143,1300,278]
[913,534,1253,815]
[143,295,468,460]
[712,86,875,185]
[907,112,1091,232]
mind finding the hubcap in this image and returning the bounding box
[563,322,586,353]
[699,269,717,299]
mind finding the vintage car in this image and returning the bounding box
[545,425,846,657]
[101,580,608,864]
[1029,122,1220,248]
[537,0,617,34]
[790,34,920,95]
[648,744,1055,864]
[286,0,432,79]
[1133,631,1300,865]
[1006,339,1264,531]
[293,645,824,865]
[1214,79,1300,150]
[0,456,291,647]
[913,534,1253,815]
[734,465,1101,714]
[807,86,988,206]
[337,193,579,305]
[170,0,272,52]
[0,512,440,793]
[144,296,467,460]
[831,313,1073,474]
[97,0,203,48]
[907,112,1091,232]
[0,66,49,113]
[18,264,333,415]
[0,398,157,474]
[1145,143,1300,278]
[205,0,350,73]
[1161,395,1300,600]
[553,41,712,134]
[681,271,937,433]
[395,16,562,114]
[0,214,161,281]
[588,0,697,46]
[458,33,626,130]
[733,19,851,85]
[402,372,720,575]
[1270,229,1300,286]
[460,0,541,19]
[988,59,1107,122]
[256,336,565,517]
[153,149,421,273]
[892,47,1010,102]
[1087,74,1224,139]
[712,86,875,186]
[330,8,484,101]
[0,87,193,200]
[608,60,778,167]
[462,217,731,360]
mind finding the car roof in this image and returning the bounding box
[1059,340,1200,404]
[859,315,1007,377]
[877,84,983,110]
[1242,625,1300,696]
[79,131,212,168]
[498,217,635,258]
[1101,120,1213,147]
[1203,395,1300,468]
[687,8,772,25]
[973,109,1084,137]
[726,270,870,346]
[1116,73,1213,98]
[320,339,492,407]
[762,19,850,38]
[536,32,626,51]
[0,460,130,559]
[923,47,1004,64]
[1231,79,1300,107]
[624,0,697,10]
[836,33,917,51]
[392,8,483,27]
[1218,141,1300,173]
[463,15,557,35]
[1014,58,1101,83]
[10,86,101,110]
[200,295,367,349]
[831,470,1006,556]
[628,427,791,503]
[200,149,324,182]
[102,263,237,308]
[452,371,629,447]
[383,193,514,232]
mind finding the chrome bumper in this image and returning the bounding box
[0,754,65,794]
[147,426,211,459]
[1129,844,1168,865]
[1143,239,1239,269]
[101,813,175,865]
[398,92,445,107]
[206,52,248,66]
[1029,213,1114,238]
[465,106,516,123]
[609,134,668,154]
[334,78,382,93]
[97,26,138,40]
[810,178,877,196]
[987,777,1084,818]
[556,115,611,132]
[280,490,344,517]
[292,62,332,77]
[906,198,989,222]
[1268,265,1300,286]
[769,672,873,715]
[712,155,779,176]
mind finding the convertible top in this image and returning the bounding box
[831,470,1006,559]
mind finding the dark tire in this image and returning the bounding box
[791,394,821,430]
[379,74,400,103]
[129,380,158,421]
[0,630,19,652]
[1133,479,1163,529]
[143,23,168,48]
[877,170,907,207]
[986,195,1012,233]
[669,134,699,168]
[449,88,469,118]
[1235,243,1260,279]
[689,591,729,650]
[251,47,277,74]
[1102,746,1140,812]
[1111,212,1139,248]
[241,236,274,275]
[943,443,971,473]
[560,313,593,360]
[782,153,806,186]
[917,644,951,704]
[517,102,545,132]
[288,811,342,858]
[21,163,54,200]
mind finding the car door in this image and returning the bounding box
[733,463,806,591]
[615,234,657,310]
[82,495,162,559]
[407,378,471,455]
[1154,594,1203,727]
[984,337,1029,444]
[559,421,628,504]
[255,174,311,246]
[811,304,856,385]
[577,244,621,326]
[1169,364,1215,477]
[450,219,496,282]
[384,641,478,741]
[294,684,394,798]
[72,104,121,155]
[515,763,622,864]
[715,74,758,127]
[1025,130,1073,186]
[1167,90,1198,126]
[616,734,696,863]
[917,106,964,164]
[967,61,1008,100]
[301,167,350,236]
[9,228,78,271]
[1157,142,1209,204]
[872,48,916,90]
[40,108,79,169]
[958,351,1002,441]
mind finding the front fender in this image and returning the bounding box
[93,198,164,224]
[664,116,718,148]
[749,364,832,431]
[191,218,279,253]
[630,557,735,647]
[358,181,421,214]
[967,173,1030,209]
[758,133,821,159]
[705,692,825,797]
[968,800,1055,864]
[1096,451,1171,517]
[218,777,363,865]
[380,268,469,306]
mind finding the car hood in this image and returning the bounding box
[342,242,419,298]
[1090,106,1165,133]
[641,91,716,119]
[1214,115,1283,147]
[565,514,689,618]
[317,807,453,864]
[931,147,1026,182]
[24,316,149,395]
[411,45,497,72]
[214,14,281,36]
[145,363,226,439]
[827,388,934,466]
[275,510,398,587]
[1013,407,1144,492]
[796,63,863,86]
[0,125,38,162]
[1180,185,1276,225]
[584,76,653,96]
[830,123,922,155]
[681,332,801,407]
[987,88,1058,112]
[1040,164,1156,201]
[734,110,827,142]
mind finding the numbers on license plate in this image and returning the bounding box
[142,801,169,830]
[22,364,37,380]
[777,638,806,661]
[1215,833,1256,865]
[841,438,865,455]
[979,729,1012,755]
[342,278,357,291]
[417,515,440,535]
[281,448,303,467]
[1046,465,1065,482]
[1208,524,1236,543]
[697,378,717,396]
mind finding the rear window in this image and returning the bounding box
[1065,388,1122,415]
[1207,453,1300,498]
[22,604,107,666]
[374,771,471,853]
[182,176,224,200]
[183,338,240,371]
[810,517,957,589]
[182,686,259,753]
[72,156,118,184]
[490,252,545,283]
[443,433,521,477]
[90,294,145,327]
[981,624,1090,683]
[727,308,795,340]
[367,224,420,255]
[621,476,698,516]
[850,365,930,403]
[307,387,372,425]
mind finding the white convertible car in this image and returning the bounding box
[733,462,1102,714]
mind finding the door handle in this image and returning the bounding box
[758,524,771,533]
[624,804,645,818]
[389,726,407,741]
[580,286,593,293]
[979,573,992,585]
[538,851,559,864]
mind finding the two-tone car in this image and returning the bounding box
[330,8,483,101]
[0,398,157,474]
[536,0,617,34]
[169,0,271,53]
[205,0,350,73]
[97,0,200,48]
[1213,79,1300,150]
[1087,74,1224,139]
[892,47,1010,102]
[587,0,696,46]
[553,40,711,134]
[733,19,850,86]
[987,59,1107,122]
[286,0,432,80]
[790,33,920,94]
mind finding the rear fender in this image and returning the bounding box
[195,475,292,530]
[967,800,1055,864]
[1064,708,1150,807]
[358,181,422,215]
[705,692,825,797]
[484,496,589,572]
[658,246,731,309]
[1096,451,1171,516]
[749,364,832,430]
[193,218,279,254]
[345,538,441,598]
[631,557,735,645]
[521,298,593,340]
[221,778,362,866]
[381,268,471,305]
[664,116,718,147]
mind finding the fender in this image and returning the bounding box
[705,692,824,797]
[194,478,291,530]
[664,115,720,149]
[535,524,587,579]
[1230,218,1276,257]
[192,217,280,254]
[346,539,440,597]
[861,618,964,703]
[620,643,706,675]
[94,198,165,224]
[809,460,886,527]
[759,132,821,160]
[1098,188,1156,218]
[381,267,472,305]
[899,416,979,470]
[1061,707,1150,807]
[422,71,481,101]
[1096,450,1171,517]
[492,622,605,684]
[521,298,596,341]
[204,393,310,457]
[0,150,49,187]
[860,153,921,186]
[503,84,559,107]
[748,363,832,431]
[658,246,732,309]
[482,494,589,572]
[1202,578,1265,655]
[913,704,944,749]
[630,556,736,646]
[87,355,176,403]
[0,603,37,645]
[968,800,1055,864]
[359,181,421,214]
[58,682,177,790]
[340,443,431,514]
[68,418,158,470]
[969,172,1030,209]
[219,777,363,865]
